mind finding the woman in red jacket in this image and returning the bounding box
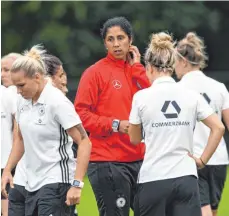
[74,17,149,216]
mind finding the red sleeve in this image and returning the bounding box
[131,63,150,89]
[74,67,114,136]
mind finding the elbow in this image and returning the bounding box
[213,123,225,136]
[85,138,92,147]
[219,124,225,135]
[77,138,92,148]
[88,141,92,154]
[128,127,142,145]
[86,139,92,150]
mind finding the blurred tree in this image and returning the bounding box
[1,1,229,100]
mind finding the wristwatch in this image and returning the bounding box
[71,180,84,189]
[112,119,120,132]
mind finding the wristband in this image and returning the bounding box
[200,158,206,166]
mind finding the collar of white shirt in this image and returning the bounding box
[181,70,205,81]
[152,76,175,86]
[24,82,51,106]
[36,82,52,105]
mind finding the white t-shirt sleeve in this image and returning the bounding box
[196,93,214,121]
[9,92,18,115]
[129,93,141,125]
[4,88,18,116]
[15,95,23,123]
[221,84,229,110]
[54,97,82,130]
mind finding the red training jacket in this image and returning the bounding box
[74,53,150,162]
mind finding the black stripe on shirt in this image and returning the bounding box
[62,128,70,183]
[59,125,65,182]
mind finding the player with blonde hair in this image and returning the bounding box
[128,32,225,216]
[1,45,91,216]
[175,32,229,216]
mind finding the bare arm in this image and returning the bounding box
[200,113,225,164]
[1,119,24,197]
[128,123,143,145]
[4,119,24,172]
[222,108,229,131]
[66,123,91,182]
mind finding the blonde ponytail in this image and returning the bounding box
[11,44,48,77]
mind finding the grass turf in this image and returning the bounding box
[78,168,229,216]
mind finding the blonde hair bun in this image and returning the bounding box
[150,32,174,51]
[144,32,175,73]
[185,32,204,48]
[11,44,48,77]
[24,44,47,62]
[176,32,208,69]
[186,32,197,41]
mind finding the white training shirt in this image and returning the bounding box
[129,76,214,183]
[8,85,18,95]
[1,85,17,168]
[16,82,81,192]
[1,85,27,186]
[179,71,229,165]
[13,155,27,186]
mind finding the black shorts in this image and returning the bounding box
[134,175,201,216]
[8,184,27,216]
[87,161,142,216]
[24,183,75,216]
[1,168,15,200]
[198,165,227,210]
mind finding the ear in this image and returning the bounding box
[104,42,108,50]
[129,38,133,46]
[146,64,153,74]
[183,59,188,68]
[34,72,41,82]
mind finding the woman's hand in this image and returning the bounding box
[1,169,14,198]
[188,153,206,169]
[127,45,141,65]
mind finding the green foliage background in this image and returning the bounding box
[1,2,229,215]
[2,1,229,100]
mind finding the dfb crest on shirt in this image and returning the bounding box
[116,197,126,208]
[38,105,45,116]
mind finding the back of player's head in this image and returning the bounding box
[2,53,22,61]
[145,32,175,74]
[43,55,63,77]
[176,32,208,69]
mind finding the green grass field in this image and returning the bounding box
[78,168,229,216]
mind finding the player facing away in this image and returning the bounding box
[128,32,225,216]
[175,32,229,216]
